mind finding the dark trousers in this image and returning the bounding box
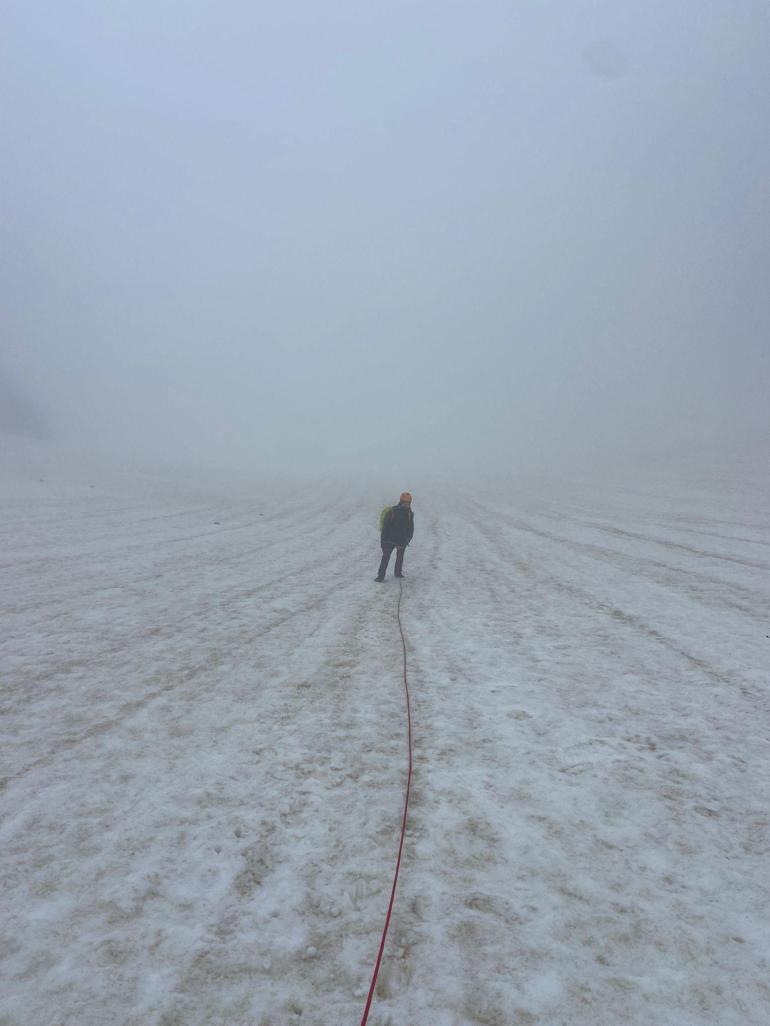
[378,542,405,578]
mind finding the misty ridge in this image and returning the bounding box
[2,1,768,477]
[0,374,51,441]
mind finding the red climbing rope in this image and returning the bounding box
[359,578,413,1025]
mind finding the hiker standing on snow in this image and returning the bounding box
[376,492,414,582]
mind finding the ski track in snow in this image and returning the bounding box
[1,450,769,1025]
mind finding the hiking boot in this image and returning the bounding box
[375,576,385,582]
[394,572,404,578]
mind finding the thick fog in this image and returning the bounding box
[3,1,769,475]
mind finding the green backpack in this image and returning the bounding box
[379,506,393,532]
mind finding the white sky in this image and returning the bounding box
[3,1,769,472]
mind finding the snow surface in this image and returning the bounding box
[1,441,769,1025]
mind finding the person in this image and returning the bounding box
[376,492,414,582]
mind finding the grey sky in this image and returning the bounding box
[3,1,769,473]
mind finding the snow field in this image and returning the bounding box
[1,445,769,1024]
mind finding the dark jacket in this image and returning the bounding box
[381,502,414,546]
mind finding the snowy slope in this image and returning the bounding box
[1,442,769,1025]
